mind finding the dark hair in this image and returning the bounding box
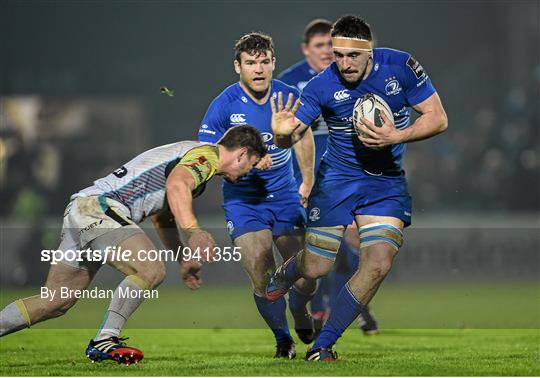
[303,19,332,44]
[331,15,372,41]
[234,32,274,62]
[218,125,267,158]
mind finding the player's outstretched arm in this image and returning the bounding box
[166,165,216,262]
[271,91,309,148]
[293,127,315,207]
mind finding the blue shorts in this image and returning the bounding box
[223,196,306,241]
[307,161,412,228]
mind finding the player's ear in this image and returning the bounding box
[237,147,247,162]
[234,59,241,75]
[301,42,308,56]
[271,56,276,71]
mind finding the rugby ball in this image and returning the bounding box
[352,93,394,149]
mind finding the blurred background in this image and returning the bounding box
[0,1,538,328]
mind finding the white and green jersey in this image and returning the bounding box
[73,141,220,223]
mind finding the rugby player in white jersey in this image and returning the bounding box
[0,125,266,365]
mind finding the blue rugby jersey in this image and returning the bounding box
[295,48,436,174]
[278,59,316,92]
[198,79,300,201]
[278,59,329,137]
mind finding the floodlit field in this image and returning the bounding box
[1,283,538,376]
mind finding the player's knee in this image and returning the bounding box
[302,261,332,279]
[364,256,393,280]
[293,278,318,296]
[300,252,334,279]
[149,263,167,288]
[138,262,166,289]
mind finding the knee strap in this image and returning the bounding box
[15,299,31,326]
[305,227,343,261]
[126,275,150,290]
[359,223,403,251]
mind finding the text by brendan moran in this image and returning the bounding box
[40,286,159,301]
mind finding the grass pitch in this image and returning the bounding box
[0,283,538,376]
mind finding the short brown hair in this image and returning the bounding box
[218,124,267,158]
[234,32,274,63]
[303,19,332,44]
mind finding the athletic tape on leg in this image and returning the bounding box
[359,223,403,251]
[305,227,342,261]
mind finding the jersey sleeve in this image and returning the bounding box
[295,80,322,127]
[400,54,437,106]
[198,98,229,143]
[176,145,220,189]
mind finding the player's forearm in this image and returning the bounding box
[399,109,448,143]
[151,211,183,251]
[292,128,315,187]
[166,182,200,235]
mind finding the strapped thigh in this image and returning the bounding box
[305,227,344,261]
[359,223,404,251]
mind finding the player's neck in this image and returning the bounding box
[239,81,271,105]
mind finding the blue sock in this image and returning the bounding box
[253,293,292,344]
[309,277,328,313]
[283,254,301,283]
[288,287,313,316]
[313,283,366,349]
[329,242,358,309]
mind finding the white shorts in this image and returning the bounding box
[57,195,144,271]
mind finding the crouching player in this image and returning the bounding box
[267,15,448,361]
[0,125,266,364]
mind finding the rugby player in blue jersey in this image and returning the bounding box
[198,33,317,359]
[278,19,379,335]
[267,15,448,361]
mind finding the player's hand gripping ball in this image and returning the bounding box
[353,93,394,150]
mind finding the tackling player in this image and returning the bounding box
[267,15,448,361]
[278,19,378,335]
[0,125,266,365]
[197,33,317,359]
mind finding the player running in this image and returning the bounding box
[278,18,379,335]
[198,33,317,359]
[0,125,266,365]
[267,15,448,361]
